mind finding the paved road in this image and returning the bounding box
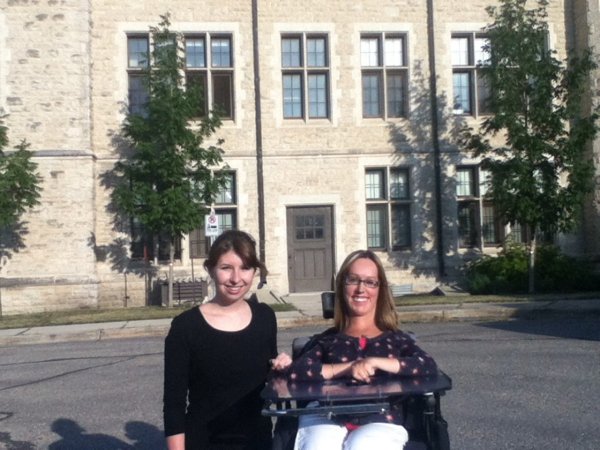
[1,318,598,449]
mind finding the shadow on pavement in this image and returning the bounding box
[0,431,36,450]
[47,418,166,450]
[475,317,600,342]
[125,421,166,449]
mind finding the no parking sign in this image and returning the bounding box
[205,213,220,237]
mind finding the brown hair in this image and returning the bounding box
[203,230,267,277]
[333,250,398,332]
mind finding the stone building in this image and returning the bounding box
[1,0,599,314]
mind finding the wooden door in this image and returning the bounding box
[286,206,334,293]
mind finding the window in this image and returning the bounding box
[189,172,237,259]
[365,168,411,250]
[281,34,330,120]
[127,33,234,119]
[127,36,149,115]
[130,219,182,261]
[451,34,491,116]
[361,33,408,119]
[185,34,234,119]
[456,166,502,248]
[295,215,325,240]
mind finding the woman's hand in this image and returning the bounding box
[350,358,377,383]
[350,357,401,383]
[270,352,292,371]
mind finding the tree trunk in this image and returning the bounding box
[0,230,4,319]
[168,239,174,307]
[0,228,3,319]
[528,227,537,294]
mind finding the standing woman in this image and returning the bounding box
[164,230,291,450]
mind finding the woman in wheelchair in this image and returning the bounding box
[288,250,438,450]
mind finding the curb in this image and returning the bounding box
[1,305,599,347]
[0,326,173,347]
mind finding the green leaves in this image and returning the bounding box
[0,122,42,228]
[111,14,227,253]
[461,0,599,236]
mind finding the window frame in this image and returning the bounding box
[365,167,412,251]
[360,33,409,119]
[451,33,491,117]
[189,171,238,259]
[127,35,150,116]
[184,33,235,120]
[281,33,331,121]
[130,218,182,262]
[456,165,503,249]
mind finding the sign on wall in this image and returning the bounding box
[205,213,220,237]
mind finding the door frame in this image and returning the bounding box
[286,205,336,293]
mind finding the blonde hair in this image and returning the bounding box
[333,250,398,332]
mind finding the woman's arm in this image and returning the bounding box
[262,304,292,371]
[349,357,400,382]
[289,342,355,380]
[163,316,191,441]
[391,331,437,376]
[347,331,437,382]
[322,361,354,380]
[166,433,185,450]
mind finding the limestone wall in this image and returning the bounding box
[0,0,598,314]
[0,1,96,314]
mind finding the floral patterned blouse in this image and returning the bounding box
[289,329,437,381]
[287,329,438,426]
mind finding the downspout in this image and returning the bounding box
[251,0,267,284]
[426,0,446,278]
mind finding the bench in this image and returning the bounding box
[161,279,208,306]
[391,283,413,297]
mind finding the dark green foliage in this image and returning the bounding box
[464,244,528,294]
[460,0,600,293]
[111,14,227,254]
[461,0,599,237]
[0,118,42,228]
[534,244,600,292]
[465,244,600,294]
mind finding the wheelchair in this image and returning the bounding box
[262,292,452,450]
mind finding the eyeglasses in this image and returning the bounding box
[344,275,380,289]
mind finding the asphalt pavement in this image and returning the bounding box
[1,295,599,347]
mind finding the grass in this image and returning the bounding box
[0,302,297,330]
[1,291,597,330]
[393,291,600,307]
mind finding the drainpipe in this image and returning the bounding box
[251,0,267,284]
[426,0,446,278]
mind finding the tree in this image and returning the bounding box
[111,15,227,306]
[0,116,43,317]
[461,0,599,293]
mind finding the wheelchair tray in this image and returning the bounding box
[261,371,452,417]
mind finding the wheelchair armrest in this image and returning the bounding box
[292,337,311,360]
[321,291,334,319]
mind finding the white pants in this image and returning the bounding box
[294,413,409,450]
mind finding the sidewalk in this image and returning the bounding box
[1,298,599,347]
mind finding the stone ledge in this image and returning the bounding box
[100,326,170,340]
[0,276,100,287]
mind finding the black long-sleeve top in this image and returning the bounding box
[163,301,277,449]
